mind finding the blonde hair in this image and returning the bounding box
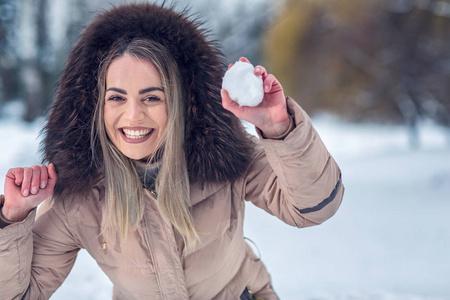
[92,39,199,248]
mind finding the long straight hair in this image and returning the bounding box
[92,39,199,248]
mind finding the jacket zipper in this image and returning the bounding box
[143,189,189,299]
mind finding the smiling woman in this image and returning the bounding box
[0,3,343,300]
[93,39,192,245]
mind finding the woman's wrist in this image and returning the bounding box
[0,205,28,223]
[259,114,294,140]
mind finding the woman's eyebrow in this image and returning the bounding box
[106,87,127,94]
[106,87,164,95]
[139,87,164,94]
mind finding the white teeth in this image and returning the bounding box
[122,128,152,139]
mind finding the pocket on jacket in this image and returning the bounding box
[77,224,155,272]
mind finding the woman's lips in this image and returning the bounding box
[119,127,154,143]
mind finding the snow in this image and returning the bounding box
[1,101,449,300]
[222,61,264,107]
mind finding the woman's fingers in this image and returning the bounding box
[7,168,24,187]
[254,65,267,78]
[30,165,42,195]
[263,74,276,93]
[39,164,48,189]
[46,163,58,192]
[21,167,33,196]
[238,57,251,64]
[221,89,238,111]
[6,165,54,197]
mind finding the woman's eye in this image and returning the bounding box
[144,96,161,102]
[108,96,124,101]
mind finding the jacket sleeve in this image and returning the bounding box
[0,195,81,299]
[243,97,344,228]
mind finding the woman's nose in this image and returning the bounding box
[126,99,144,121]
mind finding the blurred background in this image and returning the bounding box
[1,0,449,299]
[1,0,450,135]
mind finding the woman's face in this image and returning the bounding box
[104,54,168,160]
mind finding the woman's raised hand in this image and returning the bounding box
[221,57,291,137]
[2,163,57,222]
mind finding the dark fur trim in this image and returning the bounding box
[41,3,252,197]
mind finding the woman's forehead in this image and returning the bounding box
[106,55,162,88]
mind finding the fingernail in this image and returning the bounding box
[31,187,38,195]
[265,85,270,92]
[41,181,47,189]
[255,67,260,73]
[220,89,225,97]
[23,189,29,197]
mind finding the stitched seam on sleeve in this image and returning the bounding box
[295,173,342,214]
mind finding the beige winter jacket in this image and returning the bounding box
[0,99,344,300]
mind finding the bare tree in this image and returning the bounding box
[22,0,53,122]
[0,0,18,114]
[178,0,276,63]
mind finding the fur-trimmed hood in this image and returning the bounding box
[42,2,252,197]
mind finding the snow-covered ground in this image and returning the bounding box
[1,101,449,300]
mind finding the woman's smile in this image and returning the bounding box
[120,127,154,142]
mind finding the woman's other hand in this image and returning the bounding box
[2,163,57,222]
[221,57,291,137]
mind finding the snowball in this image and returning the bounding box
[222,61,264,107]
